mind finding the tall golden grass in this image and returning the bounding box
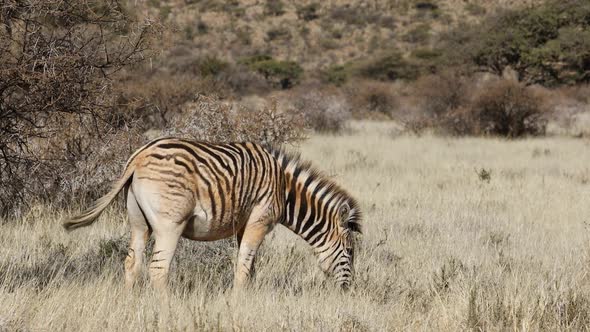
[1,121,590,330]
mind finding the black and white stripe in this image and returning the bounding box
[271,148,362,288]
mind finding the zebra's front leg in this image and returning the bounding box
[234,219,272,288]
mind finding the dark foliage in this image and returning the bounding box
[241,55,303,89]
[440,0,590,85]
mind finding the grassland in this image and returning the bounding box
[2,121,590,331]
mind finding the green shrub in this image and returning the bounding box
[297,3,320,21]
[239,54,273,66]
[266,26,291,41]
[264,0,285,16]
[241,55,303,89]
[465,3,486,16]
[411,48,443,72]
[299,25,310,37]
[528,27,590,84]
[202,0,241,14]
[330,6,363,26]
[196,21,208,34]
[411,48,443,61]
[329,28,343,39]
[330,5,380,27]
[319,37,340,50]
[357,52,419,81]
[197,56,228,76]
[414,1,438,11]
[235,26,252,45]
[323,65,351,86]
[159,5,171,20]
[252,60,303,89]
[470,8,560,78]
[378,15,396,28]
[183,25,195,40]
[402,23,431,44]
[414,1,441,19]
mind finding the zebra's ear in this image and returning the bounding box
[338,203,350,224]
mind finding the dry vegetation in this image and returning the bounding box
[0,0,161,215]
[2,0,590,329]
[157,0,545,71]
[407,74,550,137]
[2,122,590,330]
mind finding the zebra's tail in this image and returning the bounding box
[63,161,136,231]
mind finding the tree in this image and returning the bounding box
[0,0,159,215]
[440,0,590,85]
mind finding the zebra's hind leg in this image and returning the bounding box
[131,177,193,290]
[125,188,151,289]
[233,205,275,288]
[147,218,186,290]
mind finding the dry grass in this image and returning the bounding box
[2,121,590,330]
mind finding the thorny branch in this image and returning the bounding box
[0,0,159,216]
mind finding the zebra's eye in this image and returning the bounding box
[339,203,350,220]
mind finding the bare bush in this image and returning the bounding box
[471,80,548,137]
[346,81,399,119]
[219,65,271,96]
[414,71,470,118]
[167,95,306,145]
[0,0,160,216]
[556,84,590,105]
[405,72,473,135]
[116,73,228,129]
[50,122,145,208]
[0,111,146,217]
[408,73,548,137]
[291,90,352,133]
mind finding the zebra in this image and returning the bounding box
[63,137,362,290]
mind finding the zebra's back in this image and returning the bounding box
[130,138,285,240]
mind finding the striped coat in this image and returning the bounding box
[64,137,361,289]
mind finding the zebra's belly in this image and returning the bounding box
[181,208,242,241]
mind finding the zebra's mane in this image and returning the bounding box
[268,146,362,234]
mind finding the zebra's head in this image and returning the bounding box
[317,198,362,290]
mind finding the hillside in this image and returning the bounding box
[143,0,544,73]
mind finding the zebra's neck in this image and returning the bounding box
[272,148,347,251]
